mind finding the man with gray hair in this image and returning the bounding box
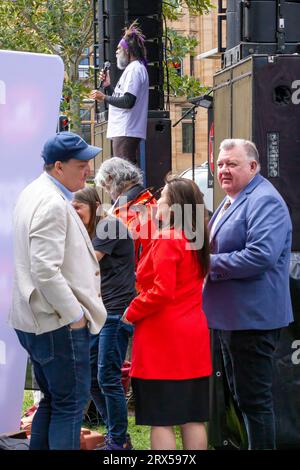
[96,157,156,268]
[203,138,293,449]
[95,156,144,203]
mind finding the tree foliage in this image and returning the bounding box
[163,0,212,21]
[165,29,204,98]
[163,0,213,98]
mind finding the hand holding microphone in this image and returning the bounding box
[99,61,111,88]
[90,61,111,102]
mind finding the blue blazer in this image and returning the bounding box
[203,174,293,330]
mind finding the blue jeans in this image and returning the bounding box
[219,329,281,450]
[16,325,90,450]
[90,310,133,445]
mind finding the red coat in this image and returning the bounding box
[126,229,212,380]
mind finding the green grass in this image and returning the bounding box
[94,416,183,450]
[22,391,183,450]
[23,390,34,413]
[226,401,247,449]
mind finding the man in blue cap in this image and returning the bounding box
[9,132,107,450]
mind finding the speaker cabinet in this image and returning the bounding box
[139,112,172,191]
[213,54,300,251]
[224,0,300,66]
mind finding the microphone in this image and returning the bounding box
[98,61,111,89]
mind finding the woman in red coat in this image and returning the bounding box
[123,176,212,450]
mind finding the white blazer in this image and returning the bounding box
[9,173,107,335]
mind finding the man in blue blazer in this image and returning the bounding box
[203,138,293,449]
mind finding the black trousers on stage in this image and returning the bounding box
[112,136,141,164]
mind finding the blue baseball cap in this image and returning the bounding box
[42,131,102,164]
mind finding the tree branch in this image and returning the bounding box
[20,10,58,55]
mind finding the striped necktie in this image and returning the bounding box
[209,199,231,242]
[220,199,231,216]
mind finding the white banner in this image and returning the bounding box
[0,49,64,433]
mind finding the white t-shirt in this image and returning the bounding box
[107,60,149,140]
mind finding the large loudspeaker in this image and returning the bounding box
[224,0,300,67]
[226,0,242,51]
[98,0,163,110]
[139,111,172,191]
[213,54,300,251]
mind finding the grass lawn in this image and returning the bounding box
[22,391,183,450]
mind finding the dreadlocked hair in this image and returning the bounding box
[122,20,147,63]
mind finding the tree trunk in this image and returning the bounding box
[68,61,81,135]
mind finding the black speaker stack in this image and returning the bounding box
[219,0,300,68]
[139,110,172,190]
[97,0,164,110]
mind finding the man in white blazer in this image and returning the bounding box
[9,132,107,450]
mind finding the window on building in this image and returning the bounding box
[80,108,91,121]
[173,58,183,77]
[190,56,195,76]
[181,107,192,119]
[80,48,90,66]
[78,65,89,79]
[94,45,100,68]
[182,122,193,153]
[81,123,91,144]
[79,48,91,79]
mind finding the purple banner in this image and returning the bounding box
[0,49,64,433]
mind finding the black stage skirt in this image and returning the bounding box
[131,376,210,426]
